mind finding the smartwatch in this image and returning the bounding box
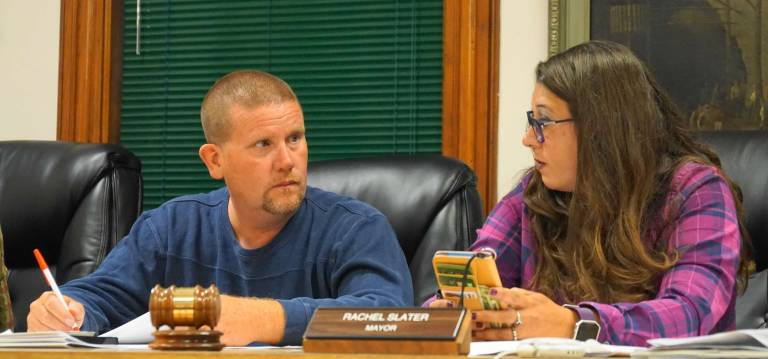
[563,304,601,341]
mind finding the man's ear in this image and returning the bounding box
[199,143,224,180]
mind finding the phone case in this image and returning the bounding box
[432,250,502,311]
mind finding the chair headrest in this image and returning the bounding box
[697,131,768,271]
[0,141,141,268]
[308,154,478,260]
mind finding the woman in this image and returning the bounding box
[0,226,12,331]
[430,41,752,346]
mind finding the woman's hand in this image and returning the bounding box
[472,287,577,341]
[427,298,456,308]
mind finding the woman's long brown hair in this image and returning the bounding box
[525,41,753,303]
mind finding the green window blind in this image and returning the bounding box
[120,0,443,210]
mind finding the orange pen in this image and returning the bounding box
[33,248,77,329]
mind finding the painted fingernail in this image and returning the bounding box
[471,312,477,320]
[446,301,454,308]
[490,288,497,296]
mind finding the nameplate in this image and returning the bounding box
[303,307,470,355]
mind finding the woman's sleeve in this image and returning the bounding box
[421,180,527,307]
[469,180,527,289]
[0,226,12,331]
[579,166,742,346]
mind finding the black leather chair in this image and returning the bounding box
[697,131,768,329]
[0,141,142,331]
[308,155,484,305]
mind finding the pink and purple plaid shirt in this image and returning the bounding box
[472,162,741,346]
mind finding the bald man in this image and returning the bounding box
[27,70,413,345]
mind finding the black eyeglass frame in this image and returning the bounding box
[526,111,575,143]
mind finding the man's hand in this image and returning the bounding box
[216,295,286,346]
[27,291,84,331]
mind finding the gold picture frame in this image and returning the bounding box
[548,0,591,57]
[548,0,767,130]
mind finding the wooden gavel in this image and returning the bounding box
[149,284,221,330]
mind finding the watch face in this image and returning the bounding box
[574,320,600,341]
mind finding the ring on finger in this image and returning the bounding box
[511,311,523,340]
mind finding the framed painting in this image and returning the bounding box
[549,0,767,130]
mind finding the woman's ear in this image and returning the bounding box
[199,143,224,180]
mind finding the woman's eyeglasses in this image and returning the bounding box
[526,111,574,143]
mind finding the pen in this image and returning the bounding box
[33,248,77,329]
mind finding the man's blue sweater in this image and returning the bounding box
[61,186,413,345]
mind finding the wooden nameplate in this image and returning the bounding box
[303,307,471,355]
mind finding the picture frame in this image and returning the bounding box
[548,0,767,130]
[548,0,590,57]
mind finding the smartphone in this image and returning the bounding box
[432,250,502,311]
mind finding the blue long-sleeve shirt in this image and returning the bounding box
[61,186,413,345]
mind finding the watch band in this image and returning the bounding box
[564,304,596,321]
[563,304,601,341]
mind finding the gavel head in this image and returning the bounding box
[149,284,221,330]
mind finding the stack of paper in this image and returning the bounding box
[635,329,768,358]
[0,312,154,349]
[0,331,114,348]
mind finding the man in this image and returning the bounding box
[27,70,413,345]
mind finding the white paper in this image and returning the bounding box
[0,331,117,348]
[100,312,154,344]
[469,338,641,357]
[631,349,768,358]
[647,329,768,351]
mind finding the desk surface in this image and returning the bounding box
[0,348,466,359]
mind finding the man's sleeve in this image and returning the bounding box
[276,213,413,345]
[61,213,165,333]
[580,166,741,346]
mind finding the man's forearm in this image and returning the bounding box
[217,295,285,346]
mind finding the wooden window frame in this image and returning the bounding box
[442,0,499,214]
[57,0,499,214]
[57,0,123,144]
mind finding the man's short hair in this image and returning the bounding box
[200,70,299,144]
